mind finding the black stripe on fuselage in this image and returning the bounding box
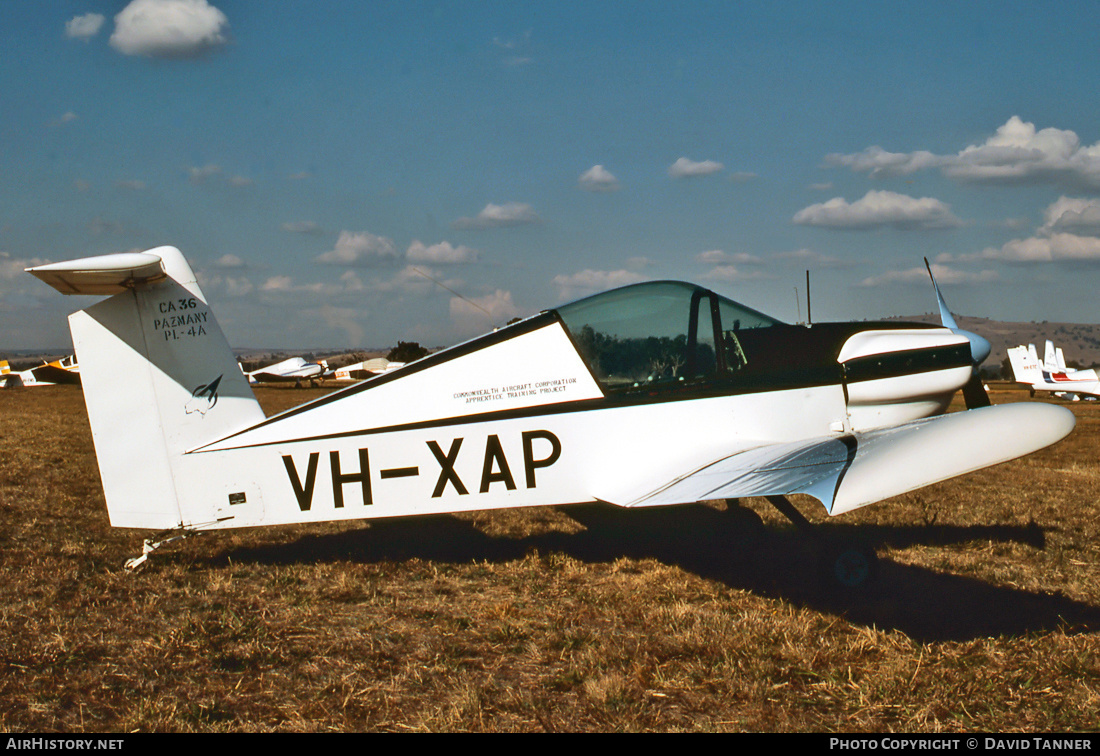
[843,343,972,384]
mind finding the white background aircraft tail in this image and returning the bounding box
[1044,340,1059,371]
[1007,345,1042,384]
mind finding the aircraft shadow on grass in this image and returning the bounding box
[211,503,1100,644]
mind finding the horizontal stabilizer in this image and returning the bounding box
[599,403,1075,515]
[27,252,167,295]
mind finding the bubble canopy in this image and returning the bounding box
[553,281,783,390]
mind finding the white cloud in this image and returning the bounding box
[825,146,945,177]
[260,275,293,292]
[668,157,724,179]
[406,240,479,265]
[188,164,221,184]
[772,248,848,267]
[493,31,533,67]
[946,116,1090,183]
[66,13,105,40]
[315,231,399,266]
[695,250,762,265]
[185,164,250,187]
[702,265,771,283]
[110,0,229,58]
[696,249,769,283]
[452,202,540,229]
[551,269,647,300]
[828,117,1100,188]
[1040,197,1100,237]
[450,289,523,336]
[0,252,48,282]
[316,305,366,347]
[578,165,620,192]
[944,197,1100,266]
[197,270,253,297]
[978,233,1100,264]
[857,264,998,287]
[792,190,962,230]
[372,264,457,295]
[213,253,245,269]
[282,221,322,235]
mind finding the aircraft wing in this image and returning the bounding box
[29,364,81,386]
[250,371,304,383]
[597,403,1074,516]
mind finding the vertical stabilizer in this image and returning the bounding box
[28,246,265,529]
[1044,341,1058,371]
[1007,345,1041,384]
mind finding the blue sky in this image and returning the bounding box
[4,1,1100,350]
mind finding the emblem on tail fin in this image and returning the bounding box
[186,375,223,416]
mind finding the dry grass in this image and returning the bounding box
[0,384,1098,732]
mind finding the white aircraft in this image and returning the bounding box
[1007,341,1100,400]
[27,247,1075,583]
[244,356,331,387]
[333,358,405,382]
[1,355,81,388]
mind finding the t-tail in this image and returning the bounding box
[27,246,265,530]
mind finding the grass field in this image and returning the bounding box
[1,384,1097,732]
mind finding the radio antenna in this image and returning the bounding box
[805,270,812,326]
[410,266,495,325]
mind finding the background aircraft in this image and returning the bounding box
[1,355,81,388]
[244,356,331,387]
[333,358,405,381]
[27,247,1074,583]
[1008,341,1100,400]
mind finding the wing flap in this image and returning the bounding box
[599,403,1074,515]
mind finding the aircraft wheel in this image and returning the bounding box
[822,543,879,591]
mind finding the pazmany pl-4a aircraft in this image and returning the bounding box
[28,247,1074,583]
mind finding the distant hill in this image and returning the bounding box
[889,313,1100,373]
